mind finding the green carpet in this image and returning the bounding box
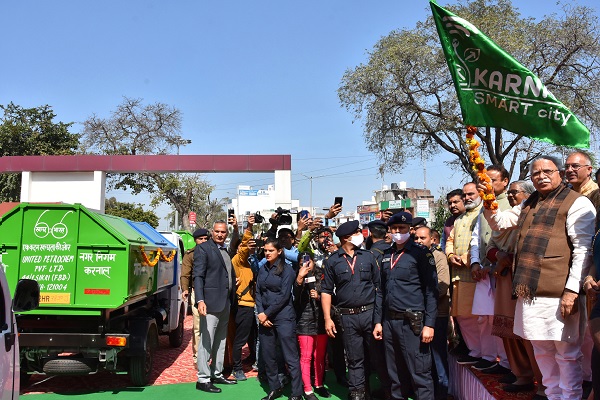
[22,373,352,400]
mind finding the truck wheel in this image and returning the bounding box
[129,324,158,386]
[168,306,185,348]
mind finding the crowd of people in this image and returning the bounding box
[179,151,600,400]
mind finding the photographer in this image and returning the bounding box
[231,215,257,381]
[265,207,295,240]
[296,203,343,258]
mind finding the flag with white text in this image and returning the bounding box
[430,1,589,148]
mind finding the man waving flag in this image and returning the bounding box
[430,1,590,148]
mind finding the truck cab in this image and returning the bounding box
[0,264,39,400]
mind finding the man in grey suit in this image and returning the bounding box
[194,220,238,393]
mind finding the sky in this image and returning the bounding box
[2,0,598,229]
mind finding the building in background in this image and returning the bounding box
[358,181,436,226]
[227,184,351,231]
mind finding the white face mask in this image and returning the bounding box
[391,232,411,244]
[350,233,364,248]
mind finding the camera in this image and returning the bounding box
[254,211,264,224]
[271,207,293,225]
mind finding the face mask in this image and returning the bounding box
[391,232,411,244]
[350,234,364,248]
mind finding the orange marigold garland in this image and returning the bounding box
[139,246,177,266]
[159,249,176,262]
[466,125,498,211]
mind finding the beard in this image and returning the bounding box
[464,196,482,210]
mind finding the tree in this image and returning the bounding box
[431,194,451,235]
[149,173,227,231]
[81,97,183,156]
[339,0,600,181]
[81,98,222,229]
[81,96,188,194]
[104,197,160,227]
[0,103,80,201]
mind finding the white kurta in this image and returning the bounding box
[483,195,596,342]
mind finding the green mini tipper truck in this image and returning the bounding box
[0,203,187,386]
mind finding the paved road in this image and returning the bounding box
[22,315,203,395]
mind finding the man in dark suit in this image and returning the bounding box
[194,220,238,393]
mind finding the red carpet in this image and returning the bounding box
[470,367,536,399]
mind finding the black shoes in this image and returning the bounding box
[498,372,517,384]
[212,377,237,385]
[471,359,497,370]
[290,397,303,400]
[196,382,222,393]
[455,354,481,365]
[480,364,511,375]
[261,388,283,400]
[314,387,331,398]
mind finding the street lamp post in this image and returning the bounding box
[172,136,192,155]
[301,174,313,215]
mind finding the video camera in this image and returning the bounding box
[254,211,264,224]
[270,207,294,225]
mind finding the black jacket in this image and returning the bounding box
[294,266,326,335]
[193,238,237,314]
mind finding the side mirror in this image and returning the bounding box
[12,279,40,312]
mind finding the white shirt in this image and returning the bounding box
[483,195,596,341]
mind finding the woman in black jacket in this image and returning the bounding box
[256,238,303,400]
[295,252,330,400]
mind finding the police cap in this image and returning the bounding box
[387,211,413,226]
[335,220,360,238]
[367,219,387,231]
[411,217,427,227]
[192,228,209,239]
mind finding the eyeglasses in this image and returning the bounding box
[531,169,558,178]
[506,190,523,196]
[564,163,590,171]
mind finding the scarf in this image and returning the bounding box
[513,184,571,300]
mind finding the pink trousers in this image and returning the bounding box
[297,334,328,393]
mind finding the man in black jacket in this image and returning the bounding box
[194,220,238,393]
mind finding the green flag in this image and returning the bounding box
[430,1,590,148]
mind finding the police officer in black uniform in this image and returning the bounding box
[365,219,392,400]
[321,220,382,400]
[367,219,391,264]
[373,212,438,400]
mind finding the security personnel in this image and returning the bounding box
[322,220,382,400]
[180,228,210,367]
[366,219,391,400]
[367,219,391,264]
[373,212,438,400]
